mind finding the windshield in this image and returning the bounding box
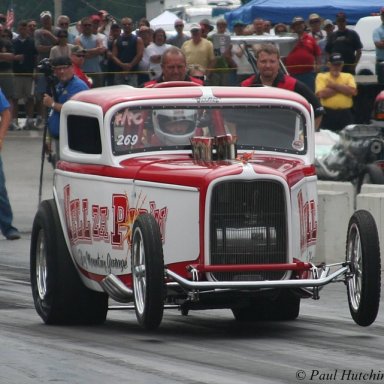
[111,105,307,156]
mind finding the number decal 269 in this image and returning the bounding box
[116,134,139,146]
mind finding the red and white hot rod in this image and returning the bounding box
[30,83,381,329]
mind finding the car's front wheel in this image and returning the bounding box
[131,213,165,330]
[30,199,108,325]
[346,210,381,326]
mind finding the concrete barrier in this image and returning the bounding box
[316,181,384,263]
[315,189,352,265]
[356,192,384,254]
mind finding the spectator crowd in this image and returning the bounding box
[0,8,378,133]
[1,7,383,239]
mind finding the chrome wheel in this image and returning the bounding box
[346,210,381,326]
[346,223,362,311]
[132,227,146,316]
[131,213,164,329]
[35,230,48,300]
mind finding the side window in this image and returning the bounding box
[67,115,102,154]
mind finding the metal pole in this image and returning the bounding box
[53,0,62,21]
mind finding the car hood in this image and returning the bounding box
[120,153,313,188]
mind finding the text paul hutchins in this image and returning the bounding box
[296,369,384,381]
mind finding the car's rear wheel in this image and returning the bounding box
[232,290,300,321]
[30,199,108,325]
[346,210,381,326]
[131,213,165,330]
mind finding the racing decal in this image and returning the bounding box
[63,185,168,250]
[297,189,317,252]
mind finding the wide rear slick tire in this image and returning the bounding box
[346,210,381,326]
[132,213,165,330]
[30,199,108,325]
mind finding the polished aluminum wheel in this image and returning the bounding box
[35,230,48,300]
[346,222,362,312]
[132,227,146,316]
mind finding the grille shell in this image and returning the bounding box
[209,180,287,281]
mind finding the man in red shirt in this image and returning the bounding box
[242,43,324,129]
[284,16,321,92]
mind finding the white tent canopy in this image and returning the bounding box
[150,10,179,30]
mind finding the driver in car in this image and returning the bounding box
[152,109,198,145]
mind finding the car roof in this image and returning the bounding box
[70,84,311,113]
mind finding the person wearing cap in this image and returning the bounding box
[75,16,106,88]
[230,20,254,85]
[12,20,38,130]
[373,8,384,84]
[111,17,144,87]
[143,46,203,87]
[274,23,288,35]
[97,10,116,38]
[308,14,324,41]
[241,43,324,129]
[319,19,335,71]
[285,16,321,92]
[325,12,362,75]
[315,52,357,132]
[70,46,92,88]
[42,56,89,162]
[181,23,215,81]
[167,19,190,49]
[199,18,214,39]
[34,10,60,130]
[308,14,328,72]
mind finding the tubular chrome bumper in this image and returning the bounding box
[165,266,349,291]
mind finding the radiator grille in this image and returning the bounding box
[209,180,287,281]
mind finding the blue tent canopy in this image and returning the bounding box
[225,0,383,28]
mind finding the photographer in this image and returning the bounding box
[42,56,89,161]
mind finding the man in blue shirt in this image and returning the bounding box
[0,89,21,240]
[373,8,384,84]
[43,56,89,161]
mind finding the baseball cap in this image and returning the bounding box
[200,18,214,31]
[336,12,346,21]
[190,23,202,31]
[329,52,344,64]
[309,13,321,22]
[71,45,87,55]
[90,14,101,23]
[323,19,334,27]
[51,56,72,68]
[291,16,305,25]
[174,19,184,26]
[40,10,52,19]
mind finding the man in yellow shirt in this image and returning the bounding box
[181,23,215,81]
[315,52,357,132]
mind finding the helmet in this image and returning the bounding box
[153,109,197,145]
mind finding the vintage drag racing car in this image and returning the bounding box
[30,83,381,330]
